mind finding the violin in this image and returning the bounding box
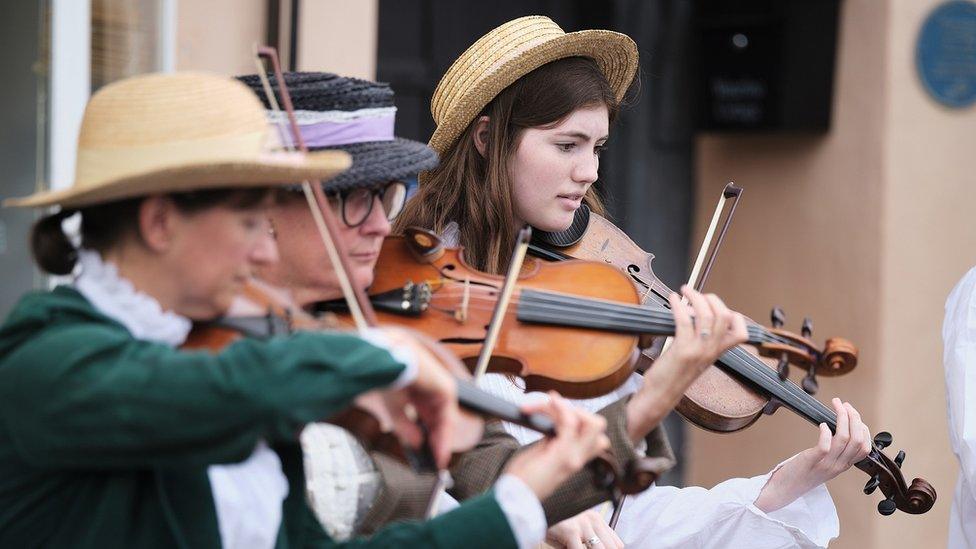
[327,227,843,401]
[528,206,936,516]
[183,279,560,466]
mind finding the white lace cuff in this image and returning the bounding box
[358,328,418,389]
[494,474,546,549]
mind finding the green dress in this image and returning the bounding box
[0,286,516,548]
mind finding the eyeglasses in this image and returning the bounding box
[327,181,408,228]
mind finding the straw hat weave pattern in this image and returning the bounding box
[428,16,638,155]
[5,72,350,208]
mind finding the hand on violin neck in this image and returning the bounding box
[503,393,611,500]
[754,398,872,512]
[626,287,748,442]
[378,327,461,469]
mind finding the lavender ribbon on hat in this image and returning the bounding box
[268,107,396,148]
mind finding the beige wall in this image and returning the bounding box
[176,0,266,74]
[299,0,377,78]
[175,0,377,78]
[690,0,974,547]
[877,0,976,545]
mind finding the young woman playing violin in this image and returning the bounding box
[397,16,874,549]
[237,71,687,544]
[0,72,607,549]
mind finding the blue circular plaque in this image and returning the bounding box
[916,0,976,108]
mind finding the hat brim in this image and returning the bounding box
[307,138,439,193]
[428,29,637,156]
[4,149,351,208]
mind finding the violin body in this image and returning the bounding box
[545,211,768,431]
[368,230,643,398]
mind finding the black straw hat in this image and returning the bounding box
[237,72,438,193]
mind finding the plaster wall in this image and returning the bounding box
[689,0,973,546]
[876,0,976,546]
[298,0,377,78]
[175,0,376,78]
[176,0,266,74]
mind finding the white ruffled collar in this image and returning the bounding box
[72,249,192,347]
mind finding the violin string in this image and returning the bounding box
[430,286,777,350]
[519,292,769,343]
[556,272,841,428]
[431,290,839,426]
[631,275,802,348]
[423,278,839,426]
[436,283,795,347]
[632,274,838,423]
[721,346,837,427]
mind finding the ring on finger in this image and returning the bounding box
[699,329,711,339]
[583,537,602,547]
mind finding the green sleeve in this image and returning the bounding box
[0,324,406,469]
[307,491,518,549]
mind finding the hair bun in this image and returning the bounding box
[31,209,79,275]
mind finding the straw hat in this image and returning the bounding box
[237,72,438,194]
[427,15,638,155]
[5,72,351,208]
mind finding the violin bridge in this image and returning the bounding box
[455,277,471,323]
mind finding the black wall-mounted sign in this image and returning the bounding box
[696,0,841,132]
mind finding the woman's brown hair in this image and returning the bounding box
[396,56,622,273]
[31,188,274,275]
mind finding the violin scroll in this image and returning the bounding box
[754,307,858,396]
[856,433,937,516]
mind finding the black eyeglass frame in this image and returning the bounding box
[327,181,408,228]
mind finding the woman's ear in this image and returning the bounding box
[472,116,490,157]
[138,196,177,253]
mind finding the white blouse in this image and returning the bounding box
[944,266,976,548]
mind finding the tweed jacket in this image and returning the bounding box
[355,397,675,534]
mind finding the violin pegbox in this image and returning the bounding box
[756,306,858,394]
[855,432,937,516]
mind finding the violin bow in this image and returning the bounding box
[689,183,743,293]
[252,45,375,332]
[609,182,743,529]
[253,45,447,501]
[472,226,533,380]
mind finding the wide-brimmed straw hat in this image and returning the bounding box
[427,15,638,156]
[238,72,438,194]
[5,72,351,208]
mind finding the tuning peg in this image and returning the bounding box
[874,431,893,449]
[863,474,880,495]
[802,365,819,395]
[878,496,897,516]
[777,354,790,381]
[771,307,786,328]
[801,317,813,338]
[894,450,905,468]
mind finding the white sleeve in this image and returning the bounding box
[612,458,838,549]
[358,327,418,389]
[945,267,976,490]
[493,474,547,549]
[944,267,976,547]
